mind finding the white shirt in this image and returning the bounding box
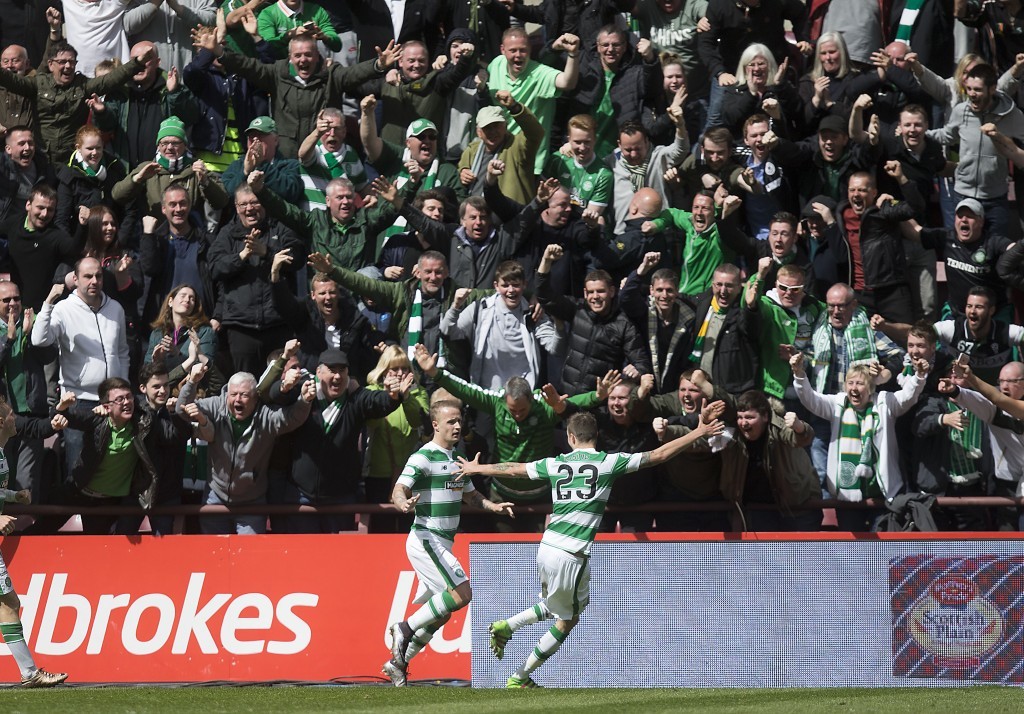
[62,0,131,78]
[385,0,406,42]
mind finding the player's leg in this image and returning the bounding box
[507,546,588,688]
[0,587,67,687]
[490,603,552,659]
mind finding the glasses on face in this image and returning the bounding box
[999,378,1024,385]
[106,395,132,406]
[0,296,22,303]
[235,200,261,209]
[50,57,77,66]
[158,140,184,149]
[776,283,804,294]
[827,300,854,312]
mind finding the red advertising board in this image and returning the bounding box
[0,534,504,683]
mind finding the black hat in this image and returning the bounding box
[802,195,838,219]
[818,114,848,134]
[318,348,349,367]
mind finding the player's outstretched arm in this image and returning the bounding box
[390,482,420,513]
[640,414,725,468]
[462,487,515,518]
[456,454,529,478]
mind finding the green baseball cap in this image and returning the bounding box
[406,118,438,138]
[246,116,277,134]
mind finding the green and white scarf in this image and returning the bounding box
[316,376,345,433]
[894,0,926,46]
[837,401,881,496]
[407,287,445,368]
[381,151,439,246]
[649,298,685,391]
[301,141,368,211]
[155,150,192,174]
[947,400,983,484]
[810,307,877,392]
[622,156,650,193]
[72,150,106,182]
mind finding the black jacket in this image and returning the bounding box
[0,151,57,226]
[276,382,399,499]
[536,270,652,394]
[138,218,216,322]
[55,153,137,244]
[690,291,760,395]
[698,0,808,81]
[0,326,56,416]
[828,192,922,291]
[571,46,659,125]
[207,216,304,329]
[272,280,386,381]
[0,217,79,311]
[910,393,993,495]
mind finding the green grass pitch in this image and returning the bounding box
[2,685,1024,713]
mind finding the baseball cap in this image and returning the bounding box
[476,106,506,128]
[406,118,438,138]
[818,115,848,134]
[318,348,349,368]
[955,198,985,218]
[246,116,277,134]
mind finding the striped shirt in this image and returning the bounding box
[397,442,474,541]
[527,448,643,556]
[300,142,369,211]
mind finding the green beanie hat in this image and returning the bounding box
[157,116,187,142]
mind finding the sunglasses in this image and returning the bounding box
[776,283,805,294]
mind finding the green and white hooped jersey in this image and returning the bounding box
[527,448,643,556]
[397,442,474,542]
[546,153,612,209]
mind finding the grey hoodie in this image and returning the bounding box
[929,90,1024,199]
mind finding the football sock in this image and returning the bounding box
[406,590,457,632]
[404,615,448,663]
[515,624,568,678]
[0,621,37,677]
[506,603,551,632]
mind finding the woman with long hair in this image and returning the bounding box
[80,205,145,375]
[146,284,217,386]
[362,345,429,533]
[798,32,880,132]
[56,125,136,243]
[719,43,801,137]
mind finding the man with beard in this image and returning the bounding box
[0,126,56,225]
[674,127,745,205]
[0,41,156,159]
[535,244,651,394]
[273,348,412,533]
[933,286,1024,385]
[176,363,313,534]
[207,183,304,375]
[619,250,696,394]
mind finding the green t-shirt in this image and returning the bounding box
[87,421,136,497]
[486,55,562,174]
[594,70,617,161]
[545,153,613,209]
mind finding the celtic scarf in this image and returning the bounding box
[622,156,650,193]
[837,401,881,497]
[316,376,345,433]
[810,307,877,392]
[947,400,983,483]
[301,141,367,211]
[155,150,191,174]
[381,152,439,246]
[648,297,685,391]
[407,287,445,368]
[894,0,926,46]
[689,296,723,362]
[72,150,106,182]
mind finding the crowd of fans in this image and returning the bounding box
[0,0,1023,535]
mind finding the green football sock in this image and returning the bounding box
[516,624,568,678]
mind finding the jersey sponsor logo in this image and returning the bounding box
[445,480,465,490]
[2,572,318,657]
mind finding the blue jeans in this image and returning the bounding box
[277,481,357,534]
[62,398,99,483]
[809,415,832,500]
[704,75,726,133]
[201,488,267,535]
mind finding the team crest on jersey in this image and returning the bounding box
[583,180,593,192]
